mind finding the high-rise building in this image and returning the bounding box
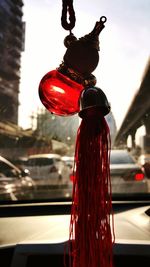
[0,0,24,124]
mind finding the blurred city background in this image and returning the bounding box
[0,0,150,200]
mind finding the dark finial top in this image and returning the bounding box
[61,16,107,79]
[79,16,107,51]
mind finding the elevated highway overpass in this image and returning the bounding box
[114,58,150,153]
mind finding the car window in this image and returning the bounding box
[110,152,135,164]
[27,158,53,166]
[0,161,18,177]
[0,0,149,202]
[55,159,61,163]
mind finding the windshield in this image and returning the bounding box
[0,0,150,202]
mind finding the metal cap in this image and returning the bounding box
[79,87,110,117]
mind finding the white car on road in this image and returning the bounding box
[26,154,70,186]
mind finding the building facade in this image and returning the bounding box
[0,0,24,124]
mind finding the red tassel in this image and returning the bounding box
[69,107,115,267]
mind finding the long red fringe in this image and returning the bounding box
[69,109,115,267]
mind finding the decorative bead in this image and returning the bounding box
[64,33,77,48]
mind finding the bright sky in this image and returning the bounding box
[18,0,150,130]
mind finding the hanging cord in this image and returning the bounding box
[61,0,76,32]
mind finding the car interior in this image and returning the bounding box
[0,1,150,267]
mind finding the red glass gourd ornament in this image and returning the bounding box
[39,16,107,116]
[39,70,84,116]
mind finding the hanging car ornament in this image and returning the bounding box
[38,1,115,267]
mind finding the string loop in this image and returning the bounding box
[61,0,76,31]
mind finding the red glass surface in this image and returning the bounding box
[39,70,84,116]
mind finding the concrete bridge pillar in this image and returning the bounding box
[144,119,150,153]
[145,119,150,135]
[130,129,136,149]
